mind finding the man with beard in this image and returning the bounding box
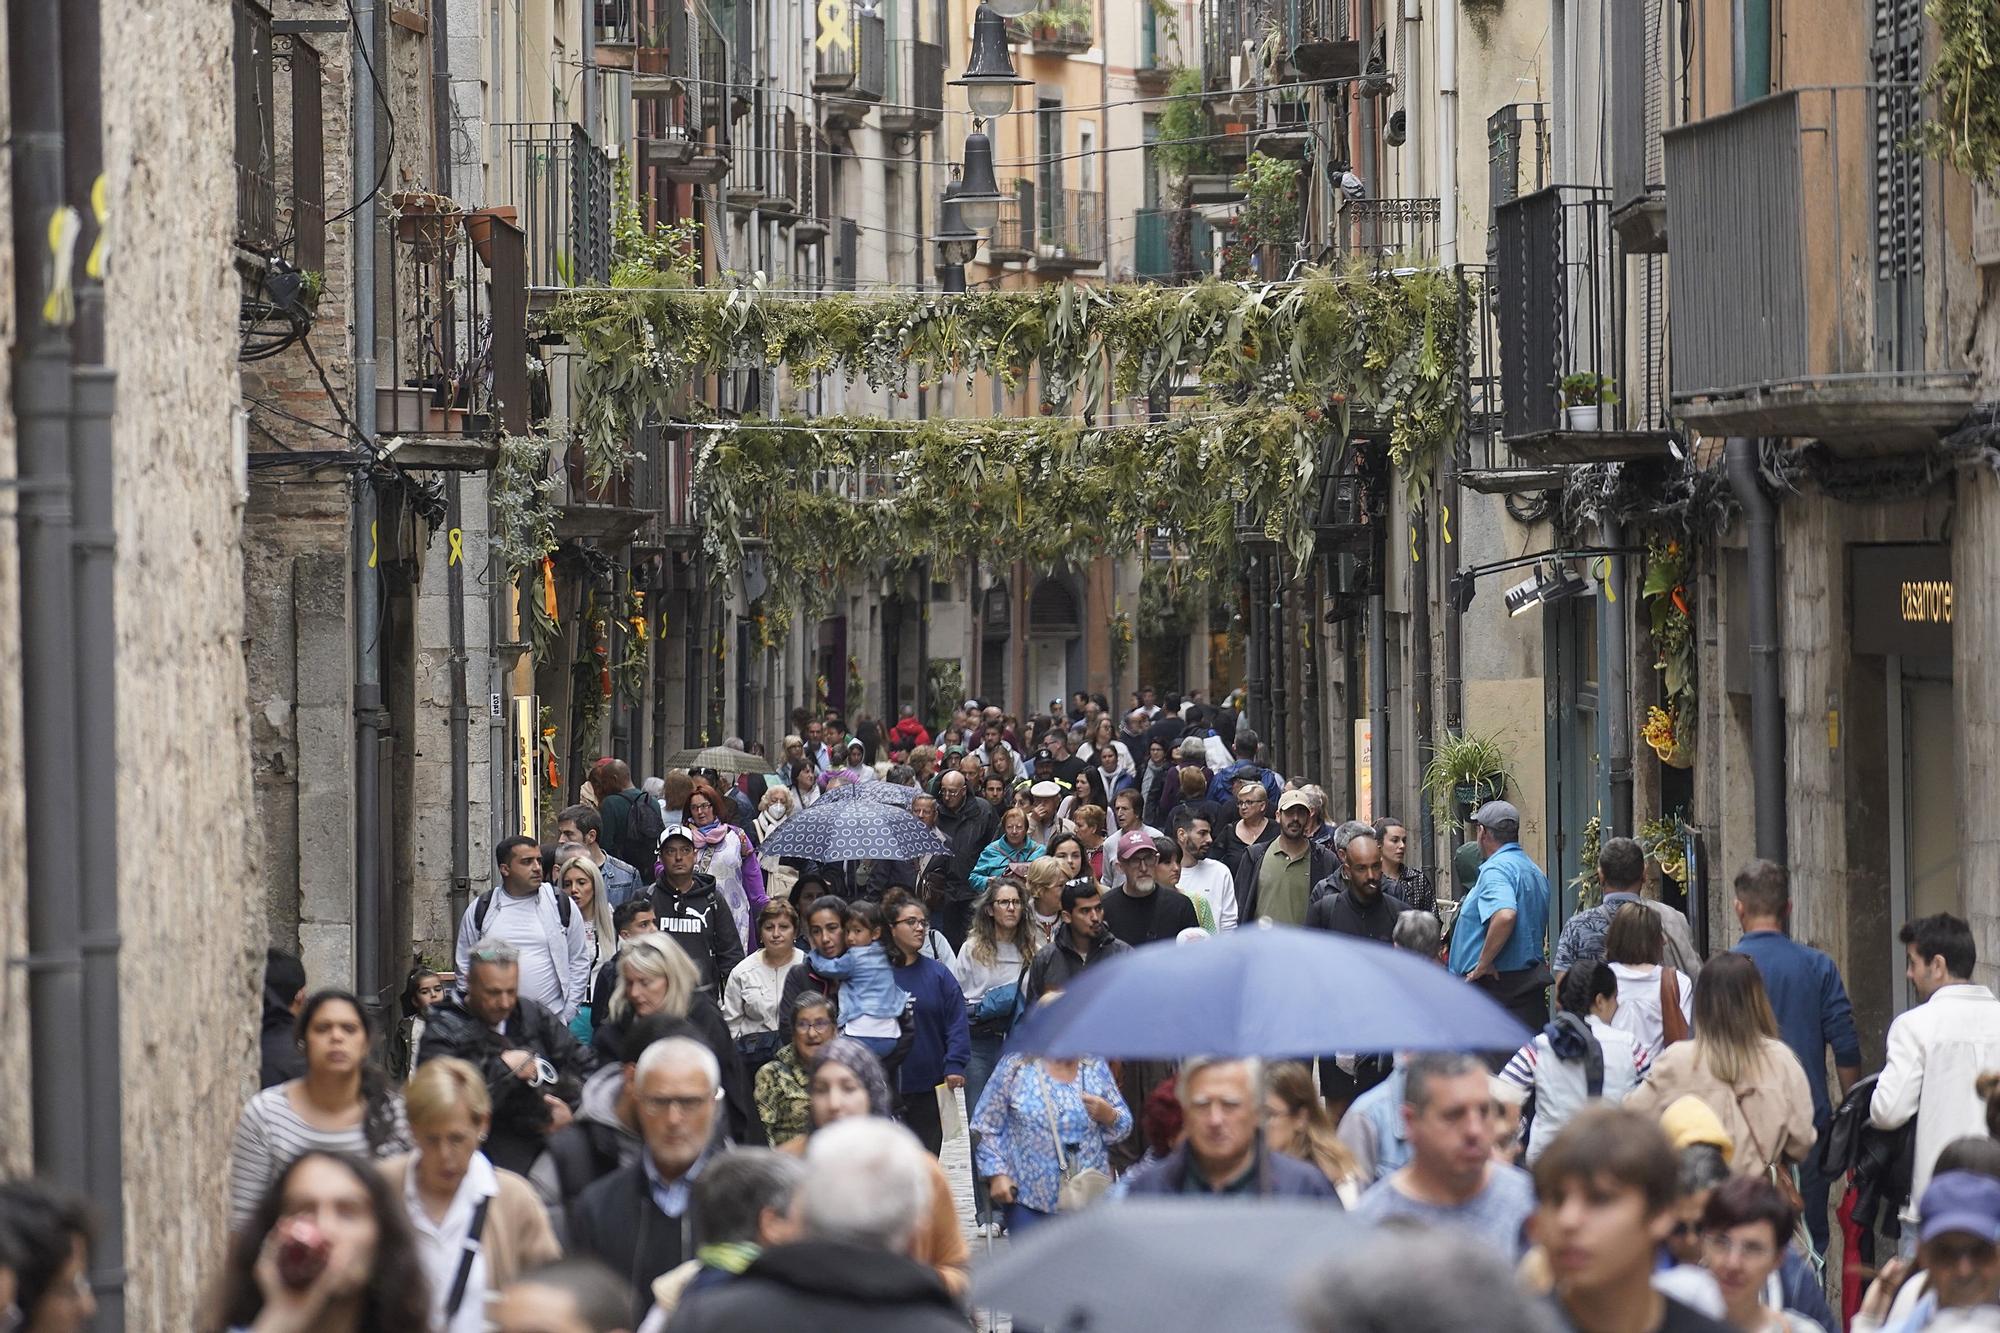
[1024,878,1131,1004]
[1101,829,1199,947]
[930,770,996,950]
[1233,791,1338,926]
[1306,831,1409,944]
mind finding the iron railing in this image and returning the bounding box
[1135,207,1215,282]
[233,0,277,250]
[1038,188,1104,264]
[502,124,614,292]
[1286,0,1358,77]
[1203,0,1274,93]
[990,179,1037,260]
[635,0,731,182]
[1331,197,1440,268]
[815,7,887,109]
[1664,84,1958,404]
[380,214,529,437]
[880,40,945,135]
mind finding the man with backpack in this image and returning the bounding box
[591,758,665,889]
[455,835,596,1024]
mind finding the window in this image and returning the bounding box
[1079,121,1097,193]
[1038,94,1062,240]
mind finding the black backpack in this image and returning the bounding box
[611,789,665,875]
[473,885,572,934]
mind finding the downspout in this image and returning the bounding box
[63,0,126,1319]
[1368,582,1389,814]
[1442,273,1465,738]
[1411,509,1434,863]
[1436,0,1458,267]
[353,0,388,1016]
[1725,438,1786,863]
[9,0,89,1192]
[1355,0,1378,195]
[430,0,473,929]
[1601,519,1633,835]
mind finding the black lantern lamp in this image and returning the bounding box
[933,176,982,293]
[955,123,1005,231]
[949,3,1032,117]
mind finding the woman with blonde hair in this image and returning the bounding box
[379,1057,558,1333]
[591,932,756,1141]
[1627,952,1816,1178]
[1263,1060,1364,1204]
[555,854,615,984]
[954,878,1043,1232]
[970,806,1044,892]
[1021,855,1070,939]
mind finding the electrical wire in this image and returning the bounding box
[667,407,1294,434]
[325,0,398,229]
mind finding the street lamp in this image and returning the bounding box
[954,122,1005,231]
[933,177,981,294]
[949,3,1031,118]
[981,0,1038,15]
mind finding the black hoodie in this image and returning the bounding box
[650,870,745,993]
[258,955,307,1089]
[665,1239,964,1333]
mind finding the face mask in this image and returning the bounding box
[1129,875,1156,896]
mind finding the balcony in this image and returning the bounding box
[1203,0,1274,95]
[1285,0,1360,80]
[1137,4,1173,92]
[1486,103,1549,260]
[233,0,277,252]
[815,8,886,126]
[795,130,834,244]
[373,211,526,467]
[726,105,801,218]
[879,40,944,136]
[1330,196,1440,270]
[987,179,1037,262]
[635,6,731,185]
[1023,15,1092,55]
[1492,186,1672,465]
[1663,85,1975,449]
[1134,206,1214,282]
[1037,188,1104,270]
[1251,94,1312,161]
[502,124,613,299]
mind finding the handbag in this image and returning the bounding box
[1041,1065,1112,1212]
[1735,1084,1819,1271]
[1659,967,1690,1046]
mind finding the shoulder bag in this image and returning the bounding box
[1659,966,1690,1046]
[1040,1065,1113,1212]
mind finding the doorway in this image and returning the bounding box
[1544,591,1601,926]
[1888,653,1958,1014]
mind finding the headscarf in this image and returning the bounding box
[810,1037,895,1126]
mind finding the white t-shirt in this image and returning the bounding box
[1608,962,1693,1061]
[1179,859,1239,931]
[475,889,568,1015]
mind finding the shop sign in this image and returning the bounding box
[1850,543,1952,657]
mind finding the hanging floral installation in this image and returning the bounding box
[534,264,1465,634]
[1641,536,1696,768]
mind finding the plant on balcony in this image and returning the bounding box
[1641,536,1695,769]
[1558,372,1618,431]
[1421,731,1510,821]
[1917,0,2000,182]
[1153,66,1216,279]
[1221,152,1300,279]
[1028,0,1092,45]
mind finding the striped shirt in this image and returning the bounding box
[227,1083,411,1231]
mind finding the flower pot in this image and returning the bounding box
[464,207,517,266]
[389,191,461,261]
[424,402,470,436]
[375,385,430,434]
[1453,776,1504,810]
[1562,404,1600,431]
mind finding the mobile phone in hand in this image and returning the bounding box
[275,1217,329,1290]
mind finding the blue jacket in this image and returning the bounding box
[969,837,1044,892]
[1206,760,1281,807]
[1124,1140,1342,1201]
[888,955,971,1094]
[1734,929,1861,1127]
[808,943,904,1023]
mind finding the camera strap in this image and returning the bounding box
[444,1195,494,1319]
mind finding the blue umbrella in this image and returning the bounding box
[819,779,917,808]
[1006,923,1531,1059]
[757,795,946,862]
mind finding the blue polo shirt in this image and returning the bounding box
[1733,929,1860,1128]
[1447,842,1551,976]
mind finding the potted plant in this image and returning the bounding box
[1422,731,1511,821]
[1559,372,1617,431]
[389,190,462,262]
[464,206,518,266]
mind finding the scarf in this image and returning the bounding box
[1543,1011,1595,1062]
[695,1241,761,1275]
[688,820,734,850]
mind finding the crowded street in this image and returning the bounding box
[8,0,2000,1325]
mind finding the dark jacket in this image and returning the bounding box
[417,992,601,1174]
[1304,881,1411,944]
[1124,1140,1343,1201]
[1023,923,1132,1005]
[1206,759,1282,807]
[1234,838,1341,924]
[1102,885,1200,947]
[590,991,761,1144]
[665,1239,966,1333]
[569,1158,705,1324]
[259,987,305,1090]
[651,872,745,994]
[932,794,997,904]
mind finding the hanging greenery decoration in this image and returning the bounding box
[1641,536,1696,768]
[1916,0,2000,182]
[545,265,1464,626]
[615,590,650,705]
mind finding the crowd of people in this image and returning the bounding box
[3,688,1993,1331]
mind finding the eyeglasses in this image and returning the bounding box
[894,915,927,929]
[1699,1232,1775,1263]
[639,1091,721,1116]
[795,1019,834,1034]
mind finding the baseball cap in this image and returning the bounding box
[1034,748,1056,768]
[1470,799,1520,830]
[1277,790,1313,814]
[1452,840,1485,892]
[1115,828,1160,861]
[658,824,695,847]
[1919,1172,2000,1244]
[1029,779,1064,799]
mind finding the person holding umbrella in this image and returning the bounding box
[1124,1056,1340,1199]
[972,1015,1131,1238]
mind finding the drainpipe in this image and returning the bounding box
[1601,518,1633,836]
[353,0,388,1016]
[1368,585,1388,815]
[430,0,473,928]
[1411,508,1434,863]
[1436,0,1458,267]
[10,0,90,1194]
[1725,438,1786,863]
[62,0,126,1320]
[1442,275,1465,740]
[1355,0,1378,196]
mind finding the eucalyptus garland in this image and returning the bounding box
[543,266,1465,627]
